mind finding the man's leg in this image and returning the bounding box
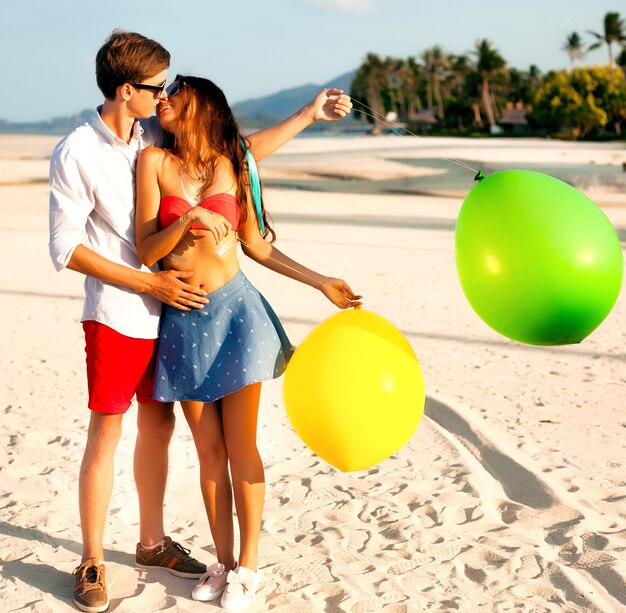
[76,320,137,612]
[133,402,206,579]
[73,410,123,612]
[134,402,175,546]
[79,411,124,562]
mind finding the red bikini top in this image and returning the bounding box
[159,194,241,231]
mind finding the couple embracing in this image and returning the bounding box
[49,30,360,612]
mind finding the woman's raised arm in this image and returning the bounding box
[246,89,352,161]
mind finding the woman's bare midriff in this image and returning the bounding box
[162,228,240,292]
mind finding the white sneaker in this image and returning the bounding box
[191,562,228,601]
[220,566,260,611]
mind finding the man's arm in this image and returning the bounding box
[49,144,207,310]
[67,245,206,309]
[246,88,352,161]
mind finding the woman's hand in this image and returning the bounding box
[189,207,232,244]
[319,277,362,309]
[309,88,353,121]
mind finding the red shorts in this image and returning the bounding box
[83,321,162,414]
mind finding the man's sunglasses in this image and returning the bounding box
[131,80,167,96]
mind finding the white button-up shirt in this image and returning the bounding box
[49,110,164,339]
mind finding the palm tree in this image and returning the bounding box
[350,53,388,132]
[445,54,474,129]
[384,56,407,119]
[588,12,626,86]
[617,47,626,79]
[562,32,585,65]
[422,45,448,119]
[400,57,426,120]
[472,39,506,128]
[448,54,471,98]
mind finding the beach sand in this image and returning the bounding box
[0,134,625,612]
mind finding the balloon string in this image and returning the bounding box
[235,236,360,305]
[214,98,482,305]
[349,97,479,175]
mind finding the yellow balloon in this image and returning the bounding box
[283,309,425,471]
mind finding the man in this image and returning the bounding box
[49,30,351,613]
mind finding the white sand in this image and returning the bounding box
[0,134,624,612]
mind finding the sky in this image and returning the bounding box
[2,0,622,122]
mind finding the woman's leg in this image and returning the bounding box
[221,383,264,571]
[182,400,236,570]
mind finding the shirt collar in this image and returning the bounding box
[89,106,144,146]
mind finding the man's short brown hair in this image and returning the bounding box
[96,30,170,100]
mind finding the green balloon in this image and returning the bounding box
[455,170,623,345]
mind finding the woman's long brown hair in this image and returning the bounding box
[166,74,274,241]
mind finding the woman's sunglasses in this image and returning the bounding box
[165,81,183,98]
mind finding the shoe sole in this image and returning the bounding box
[221,599,254,612]
[192,586,226,602]
[135,562,205,579]
[72,596,109,613]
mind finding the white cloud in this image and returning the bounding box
[307,0,378,16]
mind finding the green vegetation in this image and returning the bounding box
[350,12,626,139]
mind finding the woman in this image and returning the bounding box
[135,75,361,611]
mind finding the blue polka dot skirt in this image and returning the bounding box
[153,270,294,403]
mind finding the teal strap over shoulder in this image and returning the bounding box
[240,139,265,234]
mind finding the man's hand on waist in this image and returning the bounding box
[146,270,209,310]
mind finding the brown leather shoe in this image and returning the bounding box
[136,536,206,578]
[72,558,109,612]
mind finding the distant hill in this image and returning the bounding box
[0,109,94,136]
[232,69,356,123]
[0,69,358,136]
